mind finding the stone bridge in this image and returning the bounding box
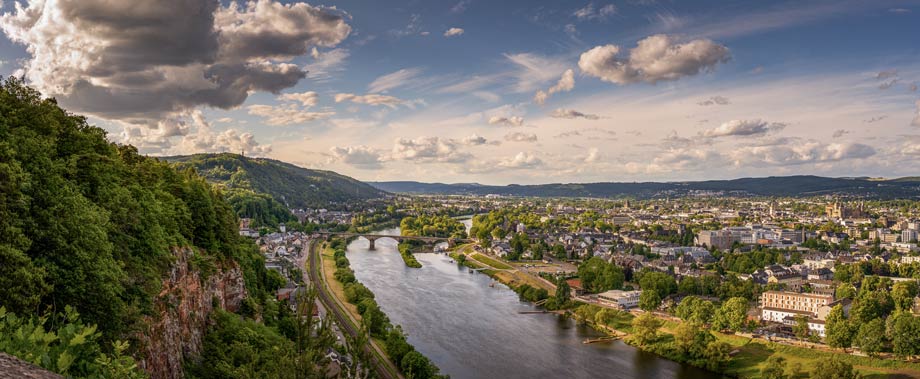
[315,232,471,250]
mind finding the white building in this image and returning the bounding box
[597,290,641,309]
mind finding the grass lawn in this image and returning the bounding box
[471,253,514,270]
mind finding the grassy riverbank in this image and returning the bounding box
[450,246,554,292]
[571,303,920,378]
[324,238,445,379]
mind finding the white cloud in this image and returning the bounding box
[304,48,350,81]
[451,0,470,13]
[462,134,489,145]
[584,147,600,163]
[549,108,600,120]
[578,34,730,85]
[499,152,543,169]
[729,140,876,166]
[574,3,617,20]
[697,95,730,106]
[504,132,537,143]
[329,146,384,169]
[368,67,424,93]
[701,119,786,138]
[0,0,351,123]
[444,27,465,37]
[247,104,334,125]
[505,52,569,93]
[278,91,319,107]
[488,115,524,126]
[391,136,471,163]
[335,93,410,108]
[534,69,575,105]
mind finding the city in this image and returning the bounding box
[1,1,919,379]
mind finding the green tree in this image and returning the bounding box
[889,312,920,359]
[760,356,788,379]
[712,297,749,332]
[577,257,625,293]
[673,322,713,358]
[631,312,663,346]
[637,270,677,299]
[793,315,810,341]
[809,359,861,379]
[674,296,715,324]
[400,351,435,379]
[639,290,661,311]
[555,278,571,304]
[892,280,919,312]
[825,304,854,350]
[854,317,885,357]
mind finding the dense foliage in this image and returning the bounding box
[327,239,445,378]
[0,78,276,376]
[168,153,385,210]
[400,215,467,239]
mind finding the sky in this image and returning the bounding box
[1,0,919,185]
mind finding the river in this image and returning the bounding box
[345,222,716,379]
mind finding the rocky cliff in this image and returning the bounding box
[138,248,248,379]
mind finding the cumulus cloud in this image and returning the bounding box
[578,34,730,85]
[334,93,412,108]
[730,141,876,166]
[584,147,600,163]
[247,104,334,125]
[499,152,543,169]
[533,69,575,105]
[504,132,538,143]
[0,0,351,123]
[831,129,849,138]
[573,3,617,20]
[462,134,489,145]
[368,67,424,93]
[488,115,525,126]
[878,79,899,90]
[697,95,730,106]
[329,146,384,169]
[701,119,786,138]
[391,136,471,163]
[444,27,465,37]
[278,91,319,107]
[172,111,271,156]
[549,108,600,120]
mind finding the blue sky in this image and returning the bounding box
[1,0,919,184]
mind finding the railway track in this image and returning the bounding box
[307,240,400,379]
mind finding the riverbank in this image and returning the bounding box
[321,238,446,379]
[450,245,555,293]
[573,302,920,379]
[397,241,423,268]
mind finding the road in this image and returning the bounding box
[306,239,402,379]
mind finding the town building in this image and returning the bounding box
[597,290,642,309]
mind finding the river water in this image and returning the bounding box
[345,222,716,379]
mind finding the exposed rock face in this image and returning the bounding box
[138,248,247,379]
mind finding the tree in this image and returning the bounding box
[639,290,661,311]
[854,318,885,357]
[760,356,788,379]
[825,304,854,350]
[674,296,715,324]
[835,283,856,300]
[555,278,571,304]
[793,315,810,342]
[631,312,663,346]
[809,359,861,379]
[892,280,919,312]
[673,322,713,358]
[712,297,749,332]
[400,351,435,379]
[889,312,920,359]
[638,270,677,299]
[577,257,624,293]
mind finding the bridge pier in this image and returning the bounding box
[367,237,376,250]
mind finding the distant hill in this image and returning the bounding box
[166,153,387,209]
[371,176,920,199]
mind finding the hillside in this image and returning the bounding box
[0,78,290,378]
[167,154,386,210]
[371,175,920,199]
